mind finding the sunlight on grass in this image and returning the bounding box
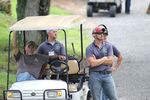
[50,6,71,15]
[0,71,16,98]
[57,28,91,57]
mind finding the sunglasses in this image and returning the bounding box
[93,32,104,35]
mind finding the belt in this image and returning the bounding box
[93,71,112,74]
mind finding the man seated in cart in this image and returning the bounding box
[13,32,50,82]
[13,30,67,81]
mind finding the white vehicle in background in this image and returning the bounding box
[3,15,92,100]
[87,0,122,17]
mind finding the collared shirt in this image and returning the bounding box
[37,40,65,56]
[86,42,113,72]
[112,45,120,57]
[105,42,120,57]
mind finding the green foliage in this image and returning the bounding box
[0,13,13,50]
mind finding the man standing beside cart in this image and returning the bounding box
[86,25,118,100]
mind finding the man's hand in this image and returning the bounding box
[112,66,117,72]
[58,55,66,61]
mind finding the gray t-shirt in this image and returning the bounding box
[86,42,113,72]
[15,52,49,79]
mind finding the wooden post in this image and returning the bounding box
[147,3,150,14]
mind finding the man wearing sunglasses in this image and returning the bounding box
[86,25,118,100]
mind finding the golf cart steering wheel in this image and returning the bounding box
[49,60,69,74]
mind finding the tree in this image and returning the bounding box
[16,0,51,47]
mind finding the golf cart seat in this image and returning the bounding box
[66,59,86,92]
[67,59,79,74]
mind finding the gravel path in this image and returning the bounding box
[84,0,150,99]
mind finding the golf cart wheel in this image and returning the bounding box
[87,5,93,17]
[117,4,122,13]
[109,5,117,17]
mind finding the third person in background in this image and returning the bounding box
[125,0,131,14]
[98,24,123,100]
[100,24,123,72]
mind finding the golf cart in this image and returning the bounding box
[3,15,91,100]
[87,0,122,17]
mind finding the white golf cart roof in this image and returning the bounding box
[10,15,85,31]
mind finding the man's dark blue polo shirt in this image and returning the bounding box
[37,40,65,56]
[86,42,113,72]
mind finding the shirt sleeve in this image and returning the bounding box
[112,45,120,57]
[107,44,113,56]
[86,47,93,59]
[60,43,66,56]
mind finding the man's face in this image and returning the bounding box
[93,33,105,41]
[47,30,57,40]
[25,45,36,55]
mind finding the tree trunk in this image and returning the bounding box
[147,3,150,14]
[16,0,51,47]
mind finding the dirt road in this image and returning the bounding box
[84,0,150,99]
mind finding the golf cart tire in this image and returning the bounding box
[117,4,122,13]
[87,5,93,17]
[109,5,117,17]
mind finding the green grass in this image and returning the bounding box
[0,71,16,98]
[50,6,71,15]
[0,13,14,50]
[57,28,91,57]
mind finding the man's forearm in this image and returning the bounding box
[13,32,19,56]
[103,56,114,65]
[88,56,107,67]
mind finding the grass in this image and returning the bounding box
[50,6,72,15]
[0,13,14,50]
[0,71,16,98]
[57,28,91,57]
